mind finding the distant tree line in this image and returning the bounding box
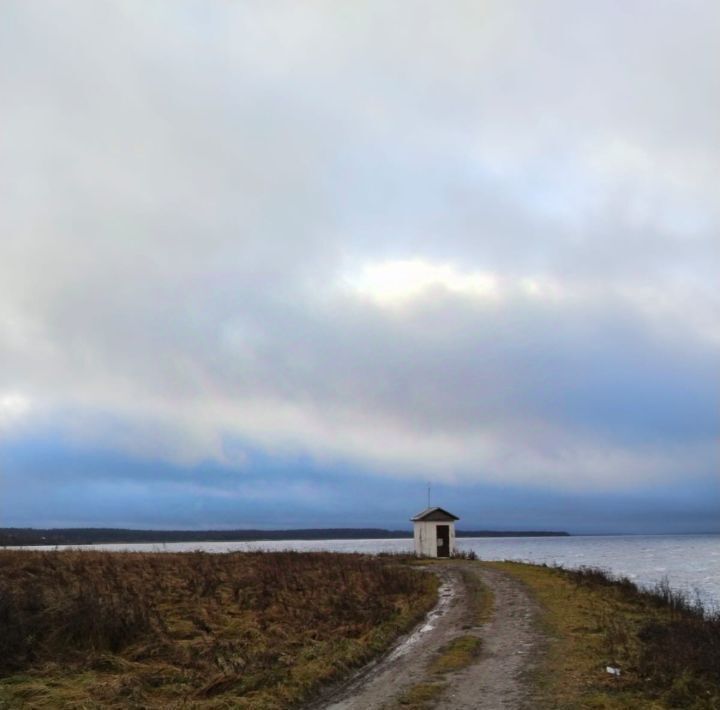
[0,527,569,547]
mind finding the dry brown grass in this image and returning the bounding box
[0,550,437,709]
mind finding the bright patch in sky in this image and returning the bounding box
[347,259,501,304]
[0,393,31,428]
[346,260,570,307]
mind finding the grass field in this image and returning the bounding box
[493,562,720,709]
[0,550,437,709]
[3,552,717,709]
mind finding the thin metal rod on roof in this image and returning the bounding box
[427,483,431,509]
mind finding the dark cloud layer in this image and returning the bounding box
[2,437,718,534]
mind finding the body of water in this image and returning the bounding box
[17,534,720,607]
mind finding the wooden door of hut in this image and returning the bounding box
[436,524,450,557]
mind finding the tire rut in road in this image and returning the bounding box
[435,565,544,710]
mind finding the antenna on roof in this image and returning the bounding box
[427,483,431,508]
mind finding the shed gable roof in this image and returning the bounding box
[410,507,459,522]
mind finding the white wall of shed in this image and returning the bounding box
[413,520,456,557]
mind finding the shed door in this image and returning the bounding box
[436,525,450,558]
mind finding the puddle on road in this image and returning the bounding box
[387,577,456,661]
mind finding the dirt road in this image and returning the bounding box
[309,562,544,710]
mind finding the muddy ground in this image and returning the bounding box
[308,562,545,710]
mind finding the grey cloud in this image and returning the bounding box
[0,1,718,492]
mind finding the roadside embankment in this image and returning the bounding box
[493,561,720,709]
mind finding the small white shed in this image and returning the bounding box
[411,507,459,558]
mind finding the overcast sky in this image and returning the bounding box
[1,0,718,533]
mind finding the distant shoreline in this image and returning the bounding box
[0,527,570,547]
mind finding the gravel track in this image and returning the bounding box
[436,565,544,709]
[308,562,544,710]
